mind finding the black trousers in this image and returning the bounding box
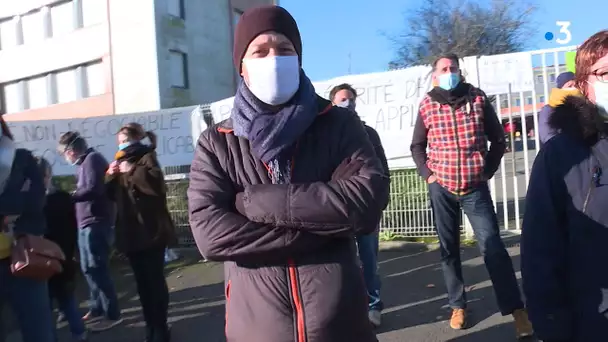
[127,246,170,342]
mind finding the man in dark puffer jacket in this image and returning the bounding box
[330,83,389,328]
[188,5,389,342]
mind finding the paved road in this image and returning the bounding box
[6,236,535,342]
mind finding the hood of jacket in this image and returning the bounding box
[549,95,607,146]
[548,88,584,107]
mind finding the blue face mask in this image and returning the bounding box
[438,73,461,91]
[118,142,131,150]
[336,99,356,111]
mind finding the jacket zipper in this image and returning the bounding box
[583,184,593,214]
[583,159,599,214]
[264,154,306,342]
[287,259,306,342]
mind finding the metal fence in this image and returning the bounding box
[165,45,579,245]
[165,168,451,246]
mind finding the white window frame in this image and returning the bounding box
[84,62,105,97]
[21,9,46,44]
[168,0,185,19]
[55,68,79,104]
[169,50,188,88]
[50,1,75,38]
[27,75,50,109]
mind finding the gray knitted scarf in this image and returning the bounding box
[231,70,318,184]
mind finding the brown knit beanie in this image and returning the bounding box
[233,5,302,73]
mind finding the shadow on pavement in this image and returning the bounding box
[51,236,525,342]
[444,322,538,342]
[376,235,523,338]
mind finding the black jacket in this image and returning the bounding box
[45,190,78,299]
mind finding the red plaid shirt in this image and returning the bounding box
[419,88,489,193]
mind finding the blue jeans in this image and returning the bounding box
[0,259,56,342]
[56,293,86,338]
[356,229,383,311]
[428,182,524,315]
[78,224,121,320]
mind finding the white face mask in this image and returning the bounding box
[243,56,300,105]
[592,81,608,120]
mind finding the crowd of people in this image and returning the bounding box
[0,3,607,342]
[188,5,608,342]
[0,121,176,342]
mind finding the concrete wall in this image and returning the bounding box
[107,0,161,114]
[154,0,275,109]
[0,0,114,121]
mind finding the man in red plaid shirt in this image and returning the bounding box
[410,53,533,339]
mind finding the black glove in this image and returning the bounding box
[331,158,364,181]
[235,192,246,216]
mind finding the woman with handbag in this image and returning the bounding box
[106,122,176,342]
[37,157,89,341]
[0,117,56,342]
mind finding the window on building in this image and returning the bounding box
[539,95,545,103]
[50,1,75,37]
[169,50,188,88]
[500,100,508,109]
[84,62,105,96]
[515,98,521,107]
[2,82,25,113]
[526,97,533,105]
[22,10,45,44]
[168,0,185,19]
[55,68,78,103]
[82,0,104,26]
[536,74,543,84]
[549,73,556,83]
[0,18,20,50]
[27,75,49,109]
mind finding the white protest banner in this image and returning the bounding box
[205,66,434,169]
[314,67,433,168]
[477,52,534,95]
[6,106,198,176]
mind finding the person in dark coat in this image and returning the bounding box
[329,83,389,327]
[187,5,390,342]
[37,157,88,341]
[537,71,576,145]
[521,29,608,342]
[106,122,176,342]
[0,116,56,342]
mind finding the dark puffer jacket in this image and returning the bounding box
[522,96,608,341]
[188,96,390,342]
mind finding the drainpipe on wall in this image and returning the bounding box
[106,0,117,114]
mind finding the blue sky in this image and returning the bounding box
[279,0,606,82]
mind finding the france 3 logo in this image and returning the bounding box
[545,21,572,45]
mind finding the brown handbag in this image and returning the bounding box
[10,234,66,281]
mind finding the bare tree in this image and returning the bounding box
[388,0,538,69]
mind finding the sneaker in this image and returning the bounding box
[82,311,102,323]
[89,317,124,333]
[57,312,67,324]
[512,309,534,339]
[449,308,467,330]
[368,309,382,327]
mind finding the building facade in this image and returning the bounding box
[0,0,276,121]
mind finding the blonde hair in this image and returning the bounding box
[118,122,157,150]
